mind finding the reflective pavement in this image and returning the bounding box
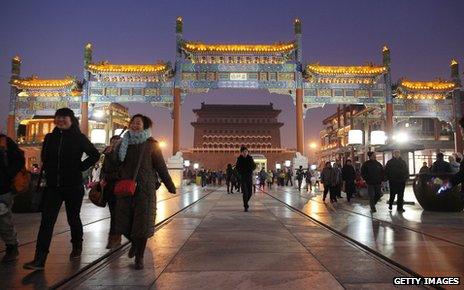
[266,185,464,280]
[0,185,211,289]
[69,188,414,289]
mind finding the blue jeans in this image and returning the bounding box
[367,184,381,210]
[0,192,18,246]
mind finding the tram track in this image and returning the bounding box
[51,187,216,289]
[261,189,442,290]
[286,189,464,248]
[0,188,200,254]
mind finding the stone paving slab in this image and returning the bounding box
[0,185,210,289]
[73,188,412,290]
[266,186,464,283]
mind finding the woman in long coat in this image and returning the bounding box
[113,114,176,270]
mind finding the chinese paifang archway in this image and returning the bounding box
[6,18,463,155]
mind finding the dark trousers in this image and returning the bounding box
[285,178,293,186]
[36,185,84,253]
[323,185,337,202]
[323,185,329,200]
[389,181,405,209]
[108,197,117,235]
[367,184,381,210]
[345,180,356,202]
[297,179,303,190]
[241,177,253,209]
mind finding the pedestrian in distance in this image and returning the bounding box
[448,117,464,191]
[449,155,460,174]
[235,146,256,212]
[285,168,293,186]
[112,114,176,270]
[333,161,343,198]
[305,168,312,192]
[258,168,267,191]
[24,108,100,270]
[431,152,453,174]
[226,164,234,194]
[296,165,304,191]
[320,162,339,203]
[384,150,409,212]
[419,162,430,174]
[0,134,25,263]
[266,169,273,189]
[361,151,384,213]
[342,159,356,203]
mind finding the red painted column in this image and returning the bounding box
[80,102,89,136]
[173,88,181,155]
[386,103,393,136]
[295,88,304,154]
[7,115,15,140]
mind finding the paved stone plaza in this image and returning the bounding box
[0,184,463,289]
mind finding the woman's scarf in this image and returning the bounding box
[118,129,151,162]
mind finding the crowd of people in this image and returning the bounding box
[3,107,464,270]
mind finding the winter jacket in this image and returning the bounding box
[41,126,100,187]
[320,167,340,186]
[342,164,356,182]
[296,169,305,181]
[384,157,409,182]
[0,135,25,195]
[361,159,384,185]
[235,155,256,178]
[450,161,460,173]
[431,160,453,174]
[450,160,464,190]
[114,138,176,239]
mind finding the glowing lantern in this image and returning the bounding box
[348,130,363,145]
[370,130,386,145]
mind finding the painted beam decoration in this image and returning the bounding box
[179,39,299,93]
[86,60,174,106]
[6,18,463,134]
[303,63,388,105]
[11,75,81,123]
[393,78,456,122]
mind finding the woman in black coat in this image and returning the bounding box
[24,108,100,270]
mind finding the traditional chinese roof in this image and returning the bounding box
[182,41,296,54]
[306,64,387,76]
[395,79,456,100]
[87,62,169,74]
[399,79,456,91]
[11,76,76,89]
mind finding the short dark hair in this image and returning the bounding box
[437,152,444,159]
[240,146,248,152]
[130,114,153,129]
[346,159,352,163]
[367,151,375,157]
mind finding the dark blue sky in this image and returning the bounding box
[1,0,463,150]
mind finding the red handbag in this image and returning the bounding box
[114,143,147,197]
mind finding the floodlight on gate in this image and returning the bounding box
[348,130,363,145]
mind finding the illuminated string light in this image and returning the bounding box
[400,80,456,90]
[307,64,387,75]
[87,63,168,73]
[183,41,296,53]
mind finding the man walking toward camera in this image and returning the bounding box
[235,146,256,212]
